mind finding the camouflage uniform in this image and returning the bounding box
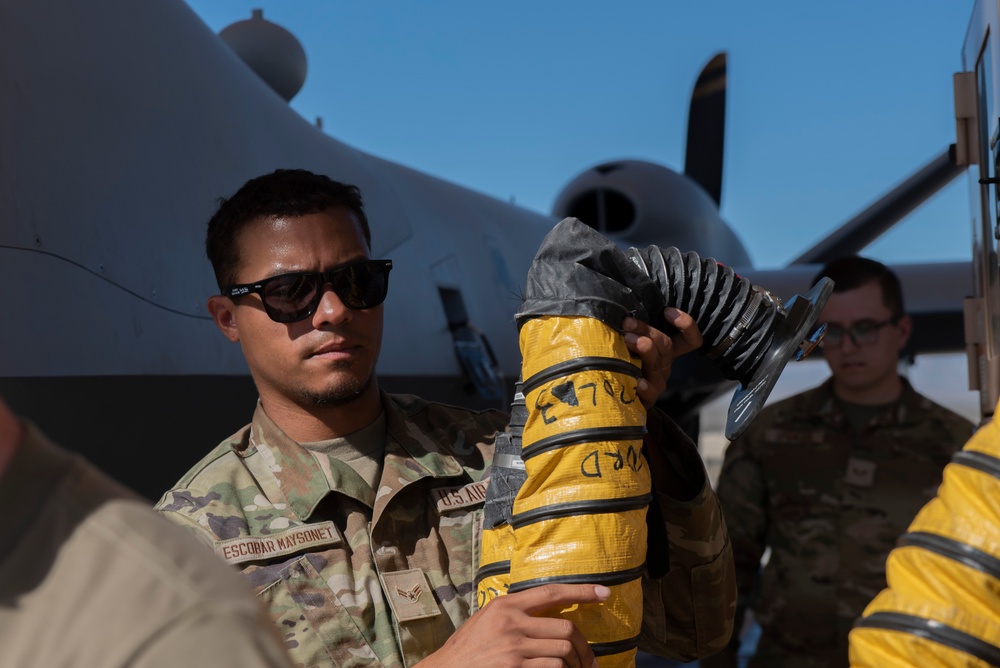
[156,391,735,667]
[704,378,974,668]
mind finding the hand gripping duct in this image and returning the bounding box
[477,218,832,666]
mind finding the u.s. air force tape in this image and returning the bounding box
[432,478,490,513]
[215,520,341,565]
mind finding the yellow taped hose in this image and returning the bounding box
[477,522,514,609]
[849,413,1000,667]
[478,316,649,668]
[475,218,827,665]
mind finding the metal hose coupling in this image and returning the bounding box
[515,217,832,440]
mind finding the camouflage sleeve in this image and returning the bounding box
[701,425,770,668]
[638,409,736,661]
[155,488,232,548]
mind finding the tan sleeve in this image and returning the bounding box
[132,610,294,668]
[701,426,770,667]
[638,408,736,661]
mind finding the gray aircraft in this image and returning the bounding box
[0,0,970,497]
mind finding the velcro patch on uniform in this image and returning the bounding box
[433,478,489,513]
[764,429,825,444]
[216,520,342,565]
[381,568,441,622]
[845,457,877,488]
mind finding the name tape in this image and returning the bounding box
[216,520,341,565]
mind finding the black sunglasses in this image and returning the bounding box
[225,259,393,323]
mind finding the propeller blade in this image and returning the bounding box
[684,52,727,206]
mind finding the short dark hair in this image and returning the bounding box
[812,256,905,316]
[206,169,370,288]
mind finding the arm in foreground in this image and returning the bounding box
[132,606,295,668]
[623,309,737,661]
[698,428,769,668]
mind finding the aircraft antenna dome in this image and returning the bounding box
[219,9,307,102]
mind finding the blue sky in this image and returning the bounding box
[183,1,982,421]
[185,1,973,270]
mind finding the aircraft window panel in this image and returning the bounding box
[437,286,469,329]
[437,286,503,401]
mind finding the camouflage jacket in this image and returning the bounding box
[707,378,974,668]
[156,391,734,667]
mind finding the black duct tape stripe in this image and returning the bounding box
[511,494,653,529]
[591,634,642,657]
[507,563,646,593]
[521,356,641,396]
[854,612,1000,666]
[474,560,511,588]
[522,426,648,461]
[952,450,1000,481]
[899,532,1000,581]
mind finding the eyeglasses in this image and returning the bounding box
[820,316,900,348]
[225,259,393,323]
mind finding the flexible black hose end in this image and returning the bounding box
[725,277,834,440]
[516,219,835,438]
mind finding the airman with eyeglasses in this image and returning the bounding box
[707,256,974,668]
[819,315,902,349]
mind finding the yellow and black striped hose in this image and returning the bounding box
[849,410,1000,667]
[515,315,649,666]
[478,218,830,667]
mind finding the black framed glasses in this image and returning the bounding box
[820,316,900,348]
[225,259,393,323]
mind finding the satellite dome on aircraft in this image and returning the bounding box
[219,9,307,102]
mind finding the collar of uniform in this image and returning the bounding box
[882,377,924,426]
[242,402,337,521]
[0,421,78,561]
[810,376,923,428]
[241,395,469,521]
[792,379,841,425]
[373,391,467,521]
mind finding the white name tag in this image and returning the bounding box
[216,520,341,565]
[432,479,489,513]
